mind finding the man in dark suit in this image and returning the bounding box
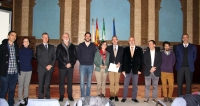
[121,37,143,103]
[176,34,197,96]
[56,33,77,101]
[107,36,123,101]
[36,32,56,99]
[143,40,162,103]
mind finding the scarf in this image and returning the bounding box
[99,49,107,62]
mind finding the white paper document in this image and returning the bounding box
[108,63,119,72]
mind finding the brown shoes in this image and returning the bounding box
[168,98,173,103]
[152,99,158,103]
[144,99,149,103]
[163,97,173,103]
[163,97,168,102]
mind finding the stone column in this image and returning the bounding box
[21,0,30,36]
[64,0,72,36]
[187,0,193,43]
[134,0,141,45]
[78,0,87,44]
[148,0,156,41]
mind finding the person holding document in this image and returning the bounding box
[121,37,143,103]
[107,36,123,101]
[94,41,110,97]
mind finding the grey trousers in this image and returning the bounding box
[122,71,139,99]
[145,73,159,99]
[18,71,32,100]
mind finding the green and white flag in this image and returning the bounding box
[102,18,106,41]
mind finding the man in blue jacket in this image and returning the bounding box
[175,34,197,96]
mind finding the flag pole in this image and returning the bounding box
[92,18,94,42]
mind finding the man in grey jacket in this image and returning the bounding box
[36,32,56,99]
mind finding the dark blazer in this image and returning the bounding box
[56,43,77,69]
[107,45,123,72]
[122,46,143,74]
[0,39,20,77]
[36,43,56,72]
[143,49,162,77]
[175,43,197,72]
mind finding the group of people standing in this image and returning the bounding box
[0,31,33,106]
[0,31,197,106]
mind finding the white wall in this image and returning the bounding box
[0,9,12,44]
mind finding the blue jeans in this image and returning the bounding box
[0,73,18,106]
[79,65,94,97]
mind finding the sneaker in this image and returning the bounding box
[152,99,158,103]
[163,97,168,102]
[168,98,173,103]
[144,99,149,103]
[19,100,25,106]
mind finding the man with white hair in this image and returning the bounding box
[56,33,77,101]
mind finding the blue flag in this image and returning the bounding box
[113,18,116,36]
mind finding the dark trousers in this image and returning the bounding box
[38,71,52,99]
[122,71,139,99]
[0,73,18,106]
[59,68,73,97]
[177,67,193,96]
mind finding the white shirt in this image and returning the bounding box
[85,41,90,47]
[183,43,189,47]
[150,49,155,66]
[113,45,118,51]
[129,45,135,51]
[43,43,48,49]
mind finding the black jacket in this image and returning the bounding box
[0,39,20,77]
[122,46,143,74]
[56,43,77,69]
[143,49,162,77]
[107,45,123,72]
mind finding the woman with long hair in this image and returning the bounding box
[18,37,33,106]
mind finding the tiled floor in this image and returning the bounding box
[14,97,172,106]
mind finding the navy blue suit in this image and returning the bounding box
[175,43,197,96]
[175,43,197,72]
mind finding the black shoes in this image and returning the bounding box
[109,96,114,101]
[121,99,126,102]
[132,99,139,103]
[59,95,64,102]
[121,98,139,103]
[109,96,119,101]
[24,97,28,105]
[59,95,74,101]
[20,97,28,106]
[59,97,64,102]
[115,96,119,101]
[98,94,105,97]
[68,96,74,101]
